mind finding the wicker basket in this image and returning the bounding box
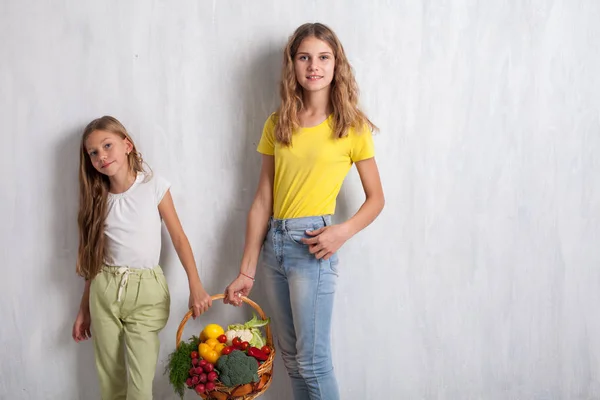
[175,294,275,399]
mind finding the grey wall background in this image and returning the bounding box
[1,0,600,399]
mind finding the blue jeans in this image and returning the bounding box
[262,215,340,400]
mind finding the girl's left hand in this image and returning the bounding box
[301,224,351,260]
[189,283,212,318]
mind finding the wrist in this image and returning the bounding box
[339,221,355,240]
[239,271,255,282]
[188,277,203,289]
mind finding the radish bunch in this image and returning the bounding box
[186,351,218,394]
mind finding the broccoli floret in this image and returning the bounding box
[216,350,259,387]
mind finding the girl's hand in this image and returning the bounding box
[189,283,212,318]
[72,307,92,343]
[301,224,351,260]
[224,274,254,307]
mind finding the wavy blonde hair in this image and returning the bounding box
[276,22,376,145]
[76,116,146,280]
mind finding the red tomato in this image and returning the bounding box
[221,346,233,355]
[217,334,227,343]
[232,337,242,348]
[240,341,250,351]
[261,345,271,355]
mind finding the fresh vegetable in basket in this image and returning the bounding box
[225,313,270,348]
[199,337,226,364]
[165,335,200,398]
[215,350,260,387]
[200,323,225,341]
[186,356,218,395]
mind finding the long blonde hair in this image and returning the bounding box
[276,22,376,145]
[76,116,145,280]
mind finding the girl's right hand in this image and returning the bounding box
[224,274,254,307]
[72,308,92,343]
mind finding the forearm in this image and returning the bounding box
[341,193,385,238]
[172,235,202,287]
[239,199,272,277]
[79,280,91,311]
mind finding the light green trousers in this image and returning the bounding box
[90,265,170,400]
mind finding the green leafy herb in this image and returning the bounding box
[165,335,200,398]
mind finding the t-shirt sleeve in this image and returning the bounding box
[154,174,171,205]
[257,114,277,155]
[350,124,375,162]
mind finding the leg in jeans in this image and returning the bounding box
[263,216,340,400]
[263,226,310,398]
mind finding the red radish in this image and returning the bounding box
[203,363,214,373]
[189,368,196,376]
[205,381,215,391]
[191,375,199,385]
[198,373,207,383]
[186,378,193,387]
[191,358,199,366]
[195,383,205,394]
[191,351,199,359]
[207,371,218,382]
[194,367,203,375]
[199,359,208,368]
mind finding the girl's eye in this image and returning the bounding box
[89,151,97,157]
[320,55,329,60]
[104,143,111,149]
[298,55,308,61]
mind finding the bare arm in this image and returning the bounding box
[225,155,274,304]
[340,157,385,236]
[303,157,385,259]
[72,279,92,342]
[159,190,211,316]
[79,279,91,311]
[240,155,275,277]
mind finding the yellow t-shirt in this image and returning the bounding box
[257,113,375,219]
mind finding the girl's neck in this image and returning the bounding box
[301,89,332,118]
[109,168,137,194]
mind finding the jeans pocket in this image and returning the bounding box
[286,228,310,245]
[327,252,340,274]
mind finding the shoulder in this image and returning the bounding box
[140,171,171,201]
[348,122,373,137]
[265,112,279,128]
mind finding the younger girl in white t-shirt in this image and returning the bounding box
[71,115,211,399]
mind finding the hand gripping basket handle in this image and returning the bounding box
[175,294,273,349]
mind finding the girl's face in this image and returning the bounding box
[85,130,133,177]
[294,36,335,94]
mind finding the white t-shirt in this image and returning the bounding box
[104,172,171,269]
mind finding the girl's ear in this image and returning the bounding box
[123,138,133,154]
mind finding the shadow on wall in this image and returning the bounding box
[210,41,293,400]
[49,125,101,399]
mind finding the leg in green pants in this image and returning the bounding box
[90,266,170,400]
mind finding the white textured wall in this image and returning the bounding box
[2,1,600,399]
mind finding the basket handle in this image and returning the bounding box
[175,294,273,349]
